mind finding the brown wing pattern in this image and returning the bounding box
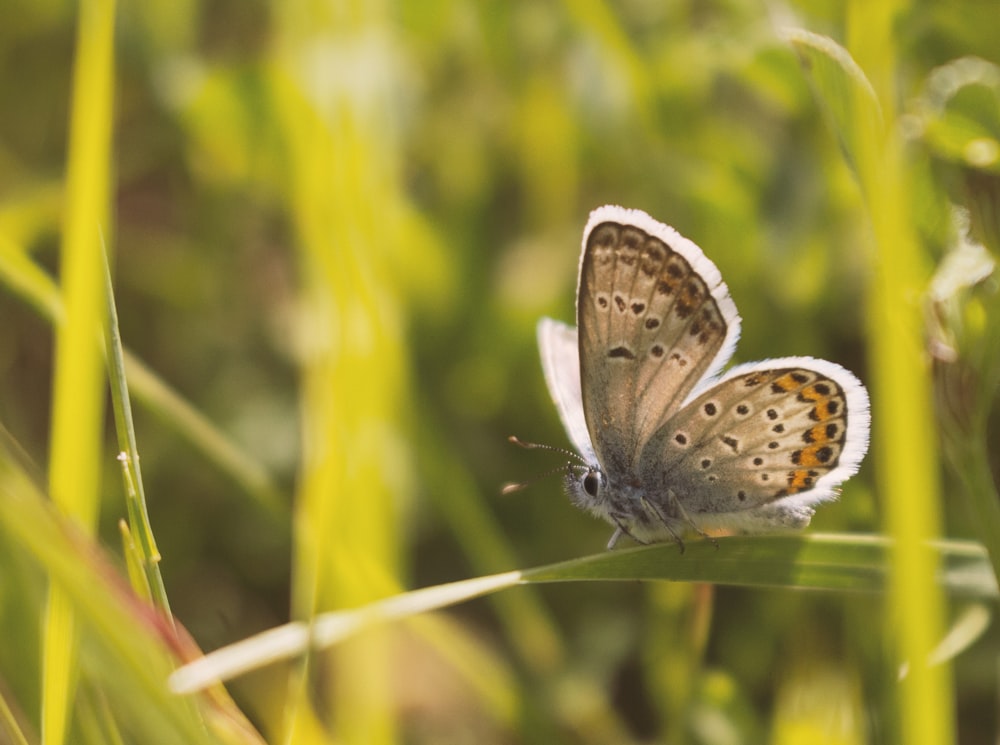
[640,365,863,516]
[578,213,737,475]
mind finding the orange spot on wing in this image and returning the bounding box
[799,384,825,402]
[810,401,838,421]
[787,469,817,491]
[806,424,832,443]
[772,372,804,393]
[792,444,835,468]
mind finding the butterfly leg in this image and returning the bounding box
[639,496,687,553]
[606,520,648,550]
[667,494,719,549]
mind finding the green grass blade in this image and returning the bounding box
[849,11,956,744]
[43,0,116,742]
[527,534,993,596]
[787,17,956,745]
[102,245,172,618]
[169,570,525,695]
[170,533,994,694]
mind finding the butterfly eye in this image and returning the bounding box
[583,470,602,497]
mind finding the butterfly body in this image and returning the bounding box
[538,206,870,549]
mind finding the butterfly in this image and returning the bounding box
[535,205,870,549]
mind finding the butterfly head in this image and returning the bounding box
[564,463,606,511]
[564,463,651,526]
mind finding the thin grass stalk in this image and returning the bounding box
[101,244,172,619]
[847,3,955,743]
[42,0,116,742]
[0,691,31,745]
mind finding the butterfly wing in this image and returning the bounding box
[577,206,741,475]
[638,357,871,532]
[537,317,597,463]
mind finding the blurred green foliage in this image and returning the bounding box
[1,1,1000,743]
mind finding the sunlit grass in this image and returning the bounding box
[270,6,410,741]
[847,6,954,742]
[168,534,993,694]
[787,19,962,743]
[43,0,117,742]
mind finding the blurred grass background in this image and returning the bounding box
[2,1,1000,743]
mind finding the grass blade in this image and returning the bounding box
[170,533,994,693]
[43,0,116,741]
[787,17,956,744]
[102,246,172,619]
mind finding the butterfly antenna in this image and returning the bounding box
[506,435,588,465]
[502,435,590,495]
[501,463,572,495]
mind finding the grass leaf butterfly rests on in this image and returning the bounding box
[534,206,870,550]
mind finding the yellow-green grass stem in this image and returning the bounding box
[42,0,116,743]
[848,3,956,744]
[102,245,172,620]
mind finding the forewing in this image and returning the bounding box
[537,317,596,463]
[639,358,871,532]
[577,206,740,474]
